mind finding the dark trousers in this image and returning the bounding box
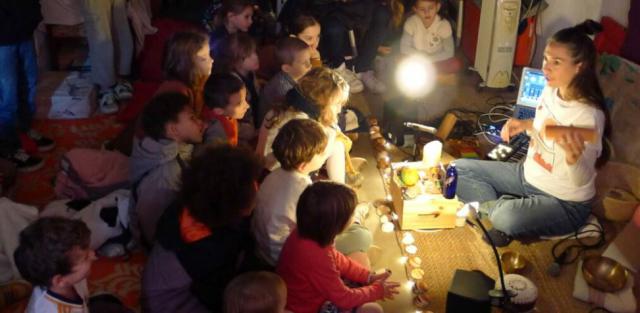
[319,1,391,72]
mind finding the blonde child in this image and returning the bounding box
[257,67,362,186]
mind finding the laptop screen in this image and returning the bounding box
[517,67,546,108]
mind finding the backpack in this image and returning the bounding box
[54,148,130,200]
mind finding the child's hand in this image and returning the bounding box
[369,269,392,283]
[382,281,400,300]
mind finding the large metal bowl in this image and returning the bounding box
[501,251,528,274]
[582,256,629,293]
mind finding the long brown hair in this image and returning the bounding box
[549,20,610,166]
[216,32,256,74]
[163,30,210,90]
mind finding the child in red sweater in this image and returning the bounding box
[277,182,400,313]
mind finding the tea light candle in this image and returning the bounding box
[408,256,422,268]
[405,244,418,255]
[410,268,425,280]
[422,140,443,168]
[412,280,429,295]
[402,233,415,245]
[381,222,395,233]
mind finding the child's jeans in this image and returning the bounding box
[455,159,592,238]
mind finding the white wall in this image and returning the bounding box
[531,0,603,67]
[600,0,631,26]
[530,0,631,67]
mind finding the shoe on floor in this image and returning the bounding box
[113,80,133,101]
[26,129,55,152]
[0,280,32,309]
[335,63,364,94]
[5,149,44,173]
[482,228,513,247]
[351,157,368,172]
[99,89,119,114]
[358,70,387,94]
[353,202,372,224]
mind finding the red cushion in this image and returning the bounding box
[137,18,200,82]
[116,81,160,122]
[594,16,627,55]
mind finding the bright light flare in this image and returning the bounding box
[395,54,436,98]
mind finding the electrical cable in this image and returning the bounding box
[547,218,606,277]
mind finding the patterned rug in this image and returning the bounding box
[4,115,145,312]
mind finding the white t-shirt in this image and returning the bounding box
[252,168,312,265]
[401,15,453,60]
[523,87,605,202]
[26,280,89,313]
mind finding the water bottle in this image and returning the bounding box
[443,163,457,199]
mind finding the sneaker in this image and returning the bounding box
[27,129,55,152]
[482,228,513,247]
[6,149,44,173]
[335,63,364,94]
[351,157,368,172]
[353,202,371,224]
[0,280,32,309]
[113,81,133,101]
[346,171,364,189]
[359,70,387,94]
[99,90,119,114]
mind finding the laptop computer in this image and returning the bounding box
[513,67,547,120]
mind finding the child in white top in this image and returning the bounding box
[400,0,454,62]
[15,217,96,313]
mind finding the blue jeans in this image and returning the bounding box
[455,159,592,238]
[0,40,37,155]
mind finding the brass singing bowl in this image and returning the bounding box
[582,256,629,293]
[500,251,528,274]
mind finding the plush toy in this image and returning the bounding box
[41,189,131,257]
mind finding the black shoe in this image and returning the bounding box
[482,228,513,247]
[7,149,44,173]
[27,130,55,152]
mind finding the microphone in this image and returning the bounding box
[403,122,437,134]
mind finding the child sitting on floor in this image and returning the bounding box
[258,37,311,126]
[288,14,322,68]
[207,0,254,58]
[400,0,461,73]
[253,118,372,268]
[14,217,96,313]
[202,73,250,147]
[224,271,291,313]
[129,92,205,246]
[216,32,261,144]
[277,182,400,313]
